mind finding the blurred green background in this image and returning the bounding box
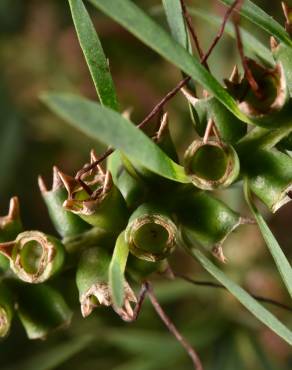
[0,0,291,369]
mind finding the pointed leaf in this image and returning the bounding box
[244,179,292,298]
[86,0,251,124]
[42,93,189,183]
[188,248,292,345]
[109,231,129,307]
[162,0,191,52]
[69,0,119,110]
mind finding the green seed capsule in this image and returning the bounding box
[181,86,247,143]
[0,231,65,283]
[177,190,248,262]
[15,283,72,339]
[125,203,178,262]
[0,197,22,271]
[59,168,128,233]
[226,59,290,128]
[0,282,14,338]
[242,149,292,212]
[76,246,136,321]
[184,140,240,190]
[38,167,89,238]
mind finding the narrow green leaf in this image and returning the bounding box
[188,8,274,65]
[219,0,292,48]
[109,231,129,307]
[244,179,292,298]
[236,121,292,151]
[68,0,119,110]
[188,248,292,345]
[42,93,189,183]
[87,0,251,124]
[162,0,191,52]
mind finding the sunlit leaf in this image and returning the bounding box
[42,93,189,183]
[86,0,251,124]
[68,0,119,110]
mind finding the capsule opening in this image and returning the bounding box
[133,222,169,254]
[188,144,228,181]
[20,240,43,274]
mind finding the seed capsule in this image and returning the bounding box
[0,231,65,283]
[76,246,136,321]
[125,203,178,262]
[58,165,128,233]
[177,190,249,262]
[38,167,89,238]
[225,59,290,128]
[15,283,72,339]
[184,139,240,190]
[243,149,292,212]
[181,85,247,143]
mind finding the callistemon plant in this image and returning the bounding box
[1,0,292,368]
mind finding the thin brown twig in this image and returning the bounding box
[130,282,149,321]
[75,76,190,180]
[76,148,114,180]
[75,0,241,180]
[175,272,292,313]
[147,281,204,370]
[180,0,208,69]
[137,76,190,130]
[233,2,262,99]
[202,0,242,65]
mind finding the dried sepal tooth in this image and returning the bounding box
[181,87,199,106]
[270,36,279,53]
[229,65,240,84]
[282,2,292,35]
[226,58,290,127]
[122,107,133,120]
[0,231,65,283]
[56,169,81,199]
[0,197,22,243]
[59,165,128,232]
[39,168,89,238]
[125,203,178,262]
[212,245,227,263]
[184,139,240,190]
[76,247,136,321]
[271,36,292,98]
[182,84,246,144]
[153,112,169,142]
